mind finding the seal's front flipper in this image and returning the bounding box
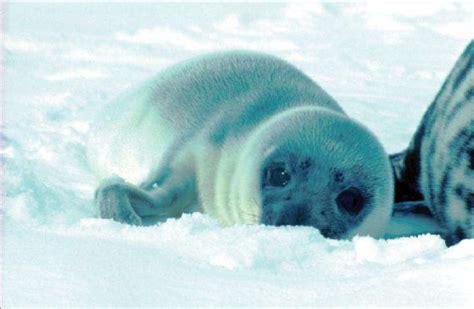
[96,178,144,225]
[393,200,432,217]
[95,177,171,226]
[95,172,197,226]
[389,146,424,204]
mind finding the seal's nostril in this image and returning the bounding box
[336,187,364,215]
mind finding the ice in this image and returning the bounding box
[2,2,474,307]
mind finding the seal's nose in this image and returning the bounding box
[275,204,310,226]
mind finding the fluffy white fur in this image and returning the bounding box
[88,50,393,238]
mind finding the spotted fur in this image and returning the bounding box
[391,40,474,245]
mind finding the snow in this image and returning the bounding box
[2,2,474,307]
[4,215,474,307]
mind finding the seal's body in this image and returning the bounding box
[88,51,393,239]
[391,41,474,245]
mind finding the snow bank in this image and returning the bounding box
[4,215,474,307]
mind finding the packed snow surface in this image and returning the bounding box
[4,215,474,306]
[2,2,474,307]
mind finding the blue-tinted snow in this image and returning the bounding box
[2,2,474,307]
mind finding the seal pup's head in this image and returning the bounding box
[229,106,393,239]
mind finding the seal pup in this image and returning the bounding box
[391,40,474,245]
[87,50,393,239]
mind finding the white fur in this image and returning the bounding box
[88,51,393,238]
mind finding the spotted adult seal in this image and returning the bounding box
[87,50,393,239]
[391,40,474,245]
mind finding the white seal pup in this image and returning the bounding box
[87,50,393,239]
[391,40,474,245]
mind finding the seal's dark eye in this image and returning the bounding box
[336,187,364,215]
[265,163,291,187]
